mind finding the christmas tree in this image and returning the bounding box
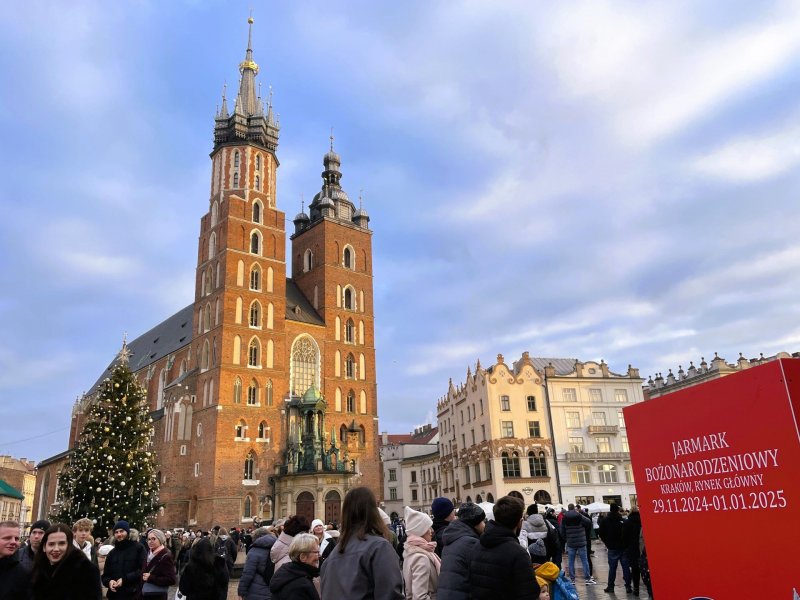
[53,341,160,535]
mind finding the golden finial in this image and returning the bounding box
[248,16,254,24]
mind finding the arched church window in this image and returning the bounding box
[233,377,242,404]
[345,319,355,343]
[290,335,319,396]
[250,231,261,255]
[345,354,355,379]
[248,338,260,367]
[233,172,239,187]
[250,264,261,291]
[253,201,262,223]
[247,379,258,405]
[347,391,355,413]
[304,249,313,272]
[234,151,240,167]
[343,246,354,270]
[249,301,261,328]
[255,175,261,191]
[244,451,255,479]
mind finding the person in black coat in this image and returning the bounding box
[621,511,642,596]
[178,537,229,600]
[269,533,320,600]
[598,504,631,593]
[469,496,540,600]
[0,520,31,600]
[102,521,146,599]
[214,527,238,576]
[430,497,455,557]
[237,526,276,600]
[438,502,485,600]
[31,523,102,600]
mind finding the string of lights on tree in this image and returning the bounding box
[53,342,160,534]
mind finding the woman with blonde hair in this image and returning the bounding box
[402,506,440,600]
[320,486,403,600]
[269,533,321,600]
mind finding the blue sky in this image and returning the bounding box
[3,1,800,461]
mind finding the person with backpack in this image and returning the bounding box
[214,527,238,577]
[559,505,596,586]
[237,526,277,600]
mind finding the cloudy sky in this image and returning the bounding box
[2,0,800,461]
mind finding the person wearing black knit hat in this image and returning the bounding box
[15,519,50,571]
[438,502,486,600]
[102,520,146,599]
[430,497,455,558]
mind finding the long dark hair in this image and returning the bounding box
[31,523,75,585]
[337,487,390,553]
[183,537,222,586]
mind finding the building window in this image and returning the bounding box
[247,381,258,405]
[345,354,355,379]
[526,396,536,411]
[250,232,260,254]
[255,174,260,191]
[235,420,246,439]
[501,452,521,478]
[501,421,514,438]
[629,494,638,509]
[592,411,607,425]
[528,451,548,477]
[344,287,355,310]
[589,388,603,403]
[244,452,255,479]
[570,464,591,484]
[481,424,486,441]
[615,389,629,403]
[575,495,595,505]
[266,380,273,406]
[256,154,261,170]
[343,246,354,269]
[528,421,541,438]
[617,409,626,428]
[304,249,313,272]
[233,172,239,187]
[250,264,261,290]
[347,391,355,413]
[244,495,253,518]
[234,151,240,167]
[479,399,483,415]
[258,421,268,439]
[568,437,584,453]
[474,463,481,482]
[598,464,618,483]
[388,469,397,481]
[470,429,475,445]
[562,388,577,402]
[411,489,418,501]
[389,487,397,500]
[500,395,510,411]
[566,411,581,428]
[345,319,355,343]
[464,466,470,484]
[411,471,417,483]
[253,201,262,224]
[596,436,611,453]
[621,435,629,452]
[233,377,242,404]
[624,463,634,482]
[249,301,261,328]
[290,335,319,396]
[485,460,492,480]
[248,339,260,367]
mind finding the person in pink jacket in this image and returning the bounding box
[402,506,440,600]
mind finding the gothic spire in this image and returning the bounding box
[236,16,261,117]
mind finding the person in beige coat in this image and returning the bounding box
[402,506,440,600]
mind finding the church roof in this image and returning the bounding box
[485,356,577,377]
[87,303,195,394]
[285,279,325,326]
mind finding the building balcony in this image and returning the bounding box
[565,451,629,461]
[587,425,619,435]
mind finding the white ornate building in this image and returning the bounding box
[379,425,439,519]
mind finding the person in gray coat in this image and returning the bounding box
[437,502,485,600]
[559,504,596,585]
[320,486,403,600]
[237,527,277,600]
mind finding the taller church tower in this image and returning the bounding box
[179,17,379,526]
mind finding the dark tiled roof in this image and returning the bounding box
[87,304,195,394]
[0,479,24,500]
[35,448,73,468]
[285,279,325,326]
[487,357,577,377]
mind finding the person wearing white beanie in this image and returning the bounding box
[311,518,335,567]
[403,506,440,599]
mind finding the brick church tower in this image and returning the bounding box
[56,18,380,528]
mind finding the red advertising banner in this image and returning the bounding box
[624,358,800,599]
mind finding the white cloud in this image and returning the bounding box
[691,122,800,182]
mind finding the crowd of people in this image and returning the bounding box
[0,489,652,600]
